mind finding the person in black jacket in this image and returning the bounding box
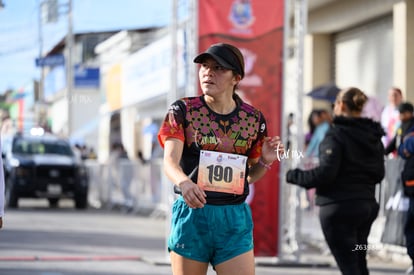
[286,87,385,275]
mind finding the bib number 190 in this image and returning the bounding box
[206,164,233,184]
[197,150,246,195]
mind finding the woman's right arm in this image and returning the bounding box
[286,132,342,188]
[163,138,206,208]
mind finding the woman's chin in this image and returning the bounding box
[202,90,213,96]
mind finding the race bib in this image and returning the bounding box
[197,150,247,195]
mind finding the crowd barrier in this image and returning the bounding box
[84,158,168,217]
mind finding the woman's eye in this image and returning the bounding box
[200,63,226,71]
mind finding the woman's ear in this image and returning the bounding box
[337,101,350,115]
[340,101,348,112]
[233,74,242,84]
[333,101,343,116]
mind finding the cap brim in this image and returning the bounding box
[193,53,236,71]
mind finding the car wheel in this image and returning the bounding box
[5,178,18,208]
[48,198,59,208]
[74,193,88,209]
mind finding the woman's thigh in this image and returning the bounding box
[170,251,209,275]
[215,250,255,275]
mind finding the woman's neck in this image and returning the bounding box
[341,111,361,118]
[204,95,236,114]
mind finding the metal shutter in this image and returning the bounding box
[333,15,393,105]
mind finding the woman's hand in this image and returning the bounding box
[179,181,206,209]
[247,136,285,183]
[261,136,284,164]
[163,138,207,208]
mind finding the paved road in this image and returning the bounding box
[0,199,409,275]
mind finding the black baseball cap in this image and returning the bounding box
[398,102,414,114]
[194,43,245,79]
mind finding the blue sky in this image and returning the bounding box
[0,0,172,93]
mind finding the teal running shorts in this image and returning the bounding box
[168,196,254,266]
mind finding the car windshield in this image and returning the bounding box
[12,139,74,156]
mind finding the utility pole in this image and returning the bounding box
[38,0,58,129]
[38,0,72,135]
[38,0,44,127]
[66,0,74,137]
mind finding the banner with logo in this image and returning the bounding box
[199,0,283,38]
[198,0,284,256]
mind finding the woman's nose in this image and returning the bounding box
[202,66,214,76]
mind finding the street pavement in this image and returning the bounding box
[0,199,410,275]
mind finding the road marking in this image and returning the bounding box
[0,255,142,261]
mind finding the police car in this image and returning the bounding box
[1,128,89,209]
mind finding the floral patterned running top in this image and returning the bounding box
[158,95,267,205]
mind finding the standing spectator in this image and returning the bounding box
[118,144,134,209]
[107,142,121,206]
[385,102,414,155]
[362,96,383,122]
[305,109,331,158]
[137,150,148,165]
[286,112,296,151]
[381,87,403,147]
[286,87,385,275]
[158,43,283,275]
[392,102,414,272]
[302,109,331,210]
[73,143,83,161]
[80,145,89,160]
[88,147,97,160]
[305,110,318,149]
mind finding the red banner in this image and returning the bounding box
[198,0,284,256]
[199,0,283,38]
